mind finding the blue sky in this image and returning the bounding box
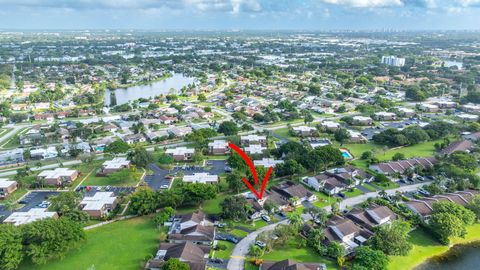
[0,0,479,30]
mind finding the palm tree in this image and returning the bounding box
[287,212,303,231]
[379,189,387,198]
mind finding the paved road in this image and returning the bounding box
[0,124,30,148]
[227,182,431,270]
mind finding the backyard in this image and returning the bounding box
[388,223,480,270]
[18,216,160,270]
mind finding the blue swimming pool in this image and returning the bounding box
[340,149,353,159]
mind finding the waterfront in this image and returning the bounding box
[104,73,196,106]
[415,242,480,270]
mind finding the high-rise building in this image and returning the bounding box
[381,56,405,67]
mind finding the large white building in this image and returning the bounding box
[182,173,218,184]
[3,208,58,226]
[381,56,405,67]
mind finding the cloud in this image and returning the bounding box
[318,0,403,8]
[0,0,264,13]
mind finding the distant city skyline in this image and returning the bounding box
[0,0,479,30]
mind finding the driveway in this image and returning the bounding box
[226,182,431,270]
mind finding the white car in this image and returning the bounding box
[261,215,271,222]
[255,241,266,248]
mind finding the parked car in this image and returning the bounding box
[255,241,266,248]
[261,214,271,222]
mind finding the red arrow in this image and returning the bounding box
[228,142,272,200]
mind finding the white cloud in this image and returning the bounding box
[456,0,480,6]
[318,0,403,8]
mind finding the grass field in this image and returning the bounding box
[82,169,143,187]
[344,188,364,198]
[388,223,480,270]
[376,139,442,161]
[19,216,160,270]
[261,240,338,269]
[213,241,235,259]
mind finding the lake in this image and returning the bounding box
[104,73,197,106]
[415,242,480,270]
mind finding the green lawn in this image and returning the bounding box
[376,139,442,161]
[229,229,249,238]
[201,194,227,215]
[313,191,338,208]
[272,127,299,141]
[19,216,160,270]
[341,143,382,158]
[344,188,364,198]
[213,241,235,259]
[389,223,480,270]
[360,184,377,192]
[261,240,338,269]
[82,170,143,187]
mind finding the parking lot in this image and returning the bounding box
[145,160,228,191]
[0,191,60,222]
[77,186,136,197]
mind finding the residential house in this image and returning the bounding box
[0,179,17,199]
[208,140,229,155]
[320,121,340,131]
[352,116,373,126]
[37,168,79,186]
[396,107,416,117]
[79,192,118,218]
[244,145,266,155]
[271,181,317,206]
[440,140,475,155]
[182,173,218,184]
[145,242,209,270]
[100,157,131,175]
[241,135,267,146]
[260,259,326,270]
[254,158,284,168]
[347,204,397,231]
[323,215,373,254]
[122,133,146,144]
[418,103,439,113]
[373,112,397,121]
[3,208,58,226]
[165,147,195,161]
[292,126,317,137]
[168,127,192,138]
[369,157,437,175]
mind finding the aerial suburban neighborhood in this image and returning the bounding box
[1,2,480,270]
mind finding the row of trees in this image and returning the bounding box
[0,218,85,270]
[129,183,217,215]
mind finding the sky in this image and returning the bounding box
[0,0,479,30]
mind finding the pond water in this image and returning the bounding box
[104,73,197,106]
[415,242,480,270]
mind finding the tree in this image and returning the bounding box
[162,258,189,270]
[105,139,130,154]
[221,196,250,221]
[226,172,244,193]
[197,94,207,102]
[275,160,305,177]
[304,113,314,125]
[429,212,466,244]
[361,151,373,160]
[49,192,80,212]
[334,128,351,145]
[303,207,328,226]
[466,195,480,220]
[127,146,153,168]
[352,246,389,270]
[248,245,264,259]
[391,153,405,161]
[129,187,158,215]
[287,212,303,231]
[369,220,412,256]
[179,183,217,206]
[432,201,476,226]
[307,228,325,253]
[153,207,175,228]
[327,241,345,259]
[447,151,478,172]
[22,218,86,265]
[218,121,238,136]
[0,224,23,270]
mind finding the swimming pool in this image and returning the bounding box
[340,149,353,159]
